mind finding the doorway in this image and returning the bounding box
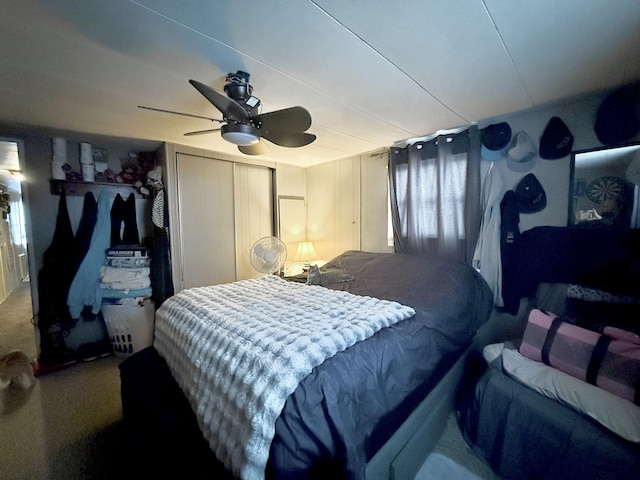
[0,138,35,358]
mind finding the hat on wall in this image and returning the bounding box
[594,85,640,145]
[539,116,574,159]
[481,122,512,160]
[515,173,547,213]
[507,131,537,172]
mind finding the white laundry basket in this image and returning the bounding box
[101,299,155,357]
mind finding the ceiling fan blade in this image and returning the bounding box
[183,128,222,136]
[252,106,312,133]
[260,131,316,148]
[138,105,223,123]
[189,79,248,123]
[238,140,270,156]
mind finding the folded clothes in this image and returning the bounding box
[100,265,150,283]
[106,257,151,268]
[100,277,151,290]
[101,296,149,306]
[101,287,152,299]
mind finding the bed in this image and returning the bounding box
[460,225,640,479]
[119,250,493,479]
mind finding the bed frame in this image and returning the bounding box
[366,348,470,479]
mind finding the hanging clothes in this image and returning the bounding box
[110,192,140,246]
[472,163,509,307]
[67,190,112,319]
[37,191,77,363]
[499,190,521,314]
[149,181,174,306]
[73,191,98,272]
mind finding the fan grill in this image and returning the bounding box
[250,237,287,275]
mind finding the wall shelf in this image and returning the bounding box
[50,179,146,198]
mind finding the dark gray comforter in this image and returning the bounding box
[120,250,493,479]
[460,359,640,479]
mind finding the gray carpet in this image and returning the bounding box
[424,412,501,480]
[1,281,125,480]
[0,280,37,359]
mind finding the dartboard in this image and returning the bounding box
[586,176,626,204]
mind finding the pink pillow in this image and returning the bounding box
[520,309,640,404]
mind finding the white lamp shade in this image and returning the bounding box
[294,241,317,262]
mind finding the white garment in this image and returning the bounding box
[99,265,151,290]
[100,266,150,283]
[472,162,508,307]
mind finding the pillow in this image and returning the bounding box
[520,309,640,404]
[482,342,505,364]
[306,264,355,286]
[500,346,640,443]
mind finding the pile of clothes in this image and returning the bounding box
[100,255,152,305]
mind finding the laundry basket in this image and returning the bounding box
[101,299,155,357]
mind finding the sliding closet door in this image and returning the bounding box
[234,163,274,280]
[175,153,236,289]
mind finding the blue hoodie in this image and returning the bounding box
[67,189,111,318]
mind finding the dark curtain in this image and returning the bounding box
[389,126,482,263]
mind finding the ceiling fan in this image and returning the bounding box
[139,71,316,155]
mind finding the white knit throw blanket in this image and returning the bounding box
[154,275,415,480]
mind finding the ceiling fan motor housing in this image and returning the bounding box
[224,71,252,100]
[224,71,261,115]
[224,80,252,102]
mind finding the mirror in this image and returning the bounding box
[569,143,640,229]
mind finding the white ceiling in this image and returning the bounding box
[1,0,640,167]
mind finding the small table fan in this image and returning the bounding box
[249,236,287,275]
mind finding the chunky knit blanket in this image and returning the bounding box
[154,275,415,480]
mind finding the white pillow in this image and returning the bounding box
[482,342,504,364]
[500,347,640,443]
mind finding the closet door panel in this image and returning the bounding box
[176,153,235,288]
[234,163,274,280]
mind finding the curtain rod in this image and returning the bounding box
[392,123,478,149]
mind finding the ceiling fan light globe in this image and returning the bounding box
[222,132,260,146]
[221,123,260,146]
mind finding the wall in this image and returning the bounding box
[359,150,393,253]
[306,155,360,262]
[305,149,395,262]
[306,87,640,263]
